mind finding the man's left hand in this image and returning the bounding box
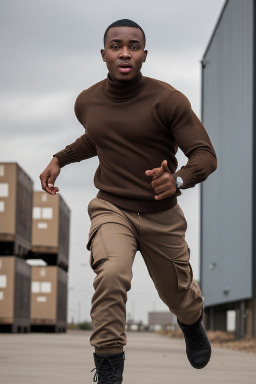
[145,160,177,200]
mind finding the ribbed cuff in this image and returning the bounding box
[173,168,197,189]
[95,346,124,354]
[53,147,77,168]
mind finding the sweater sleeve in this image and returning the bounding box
[53,90,97,168]
[167,91,217,189]
[53,132,97,168]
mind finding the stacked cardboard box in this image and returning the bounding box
[0,162,70,333]
[30,265,67,332]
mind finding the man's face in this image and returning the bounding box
[101,26,148,82]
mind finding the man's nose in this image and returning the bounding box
[119,47,131,59]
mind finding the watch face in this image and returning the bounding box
[177,177,183,188]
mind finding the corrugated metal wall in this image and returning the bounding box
[201,0,254,306]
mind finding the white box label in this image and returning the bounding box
[0,275,7,288]
[42,207,53,219]
[0,201,4,212]
[32,281,40,293]
[41,282,51,293]
[40,269,46,277]
[37,222,48,229]
[0,165,4,177]
[37,296,47,302]
[33,207,41,219]
[0,291,3,300]
[0,183,8,198]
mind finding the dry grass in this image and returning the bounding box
[158,329,256,354]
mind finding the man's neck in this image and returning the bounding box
[102,71,146,100]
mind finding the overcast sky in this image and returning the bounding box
[0,0,225,324]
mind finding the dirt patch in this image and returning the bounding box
[207,330,256,354]
[158,329,256,354]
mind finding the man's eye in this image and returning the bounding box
[131,45,139,50]
[111,45,119,49]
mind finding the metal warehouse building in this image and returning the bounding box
[200,0,256,338]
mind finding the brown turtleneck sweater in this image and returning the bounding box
[53,72,217,213]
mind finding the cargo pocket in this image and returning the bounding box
[172,247,193,291]
[86,224,108,271]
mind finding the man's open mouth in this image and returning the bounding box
[118,63,132,73]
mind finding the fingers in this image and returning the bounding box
[152,177,176,199]
[39,174,59,195]
[145,164,164,179]
[47,184,59,195]
[154,186,176,200]
[152,169,165,180]
[145,160,176,200]
[154,190,174,200]
[47,174,59,195]
[40,175,48,191]
[39,158,61,195]
[151,172,169,189]
[153,181,169,195]
[145,160,171,180]
[145,168,160,177]
[161,160,172,174]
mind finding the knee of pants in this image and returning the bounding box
[93,262,132,293]
[88,224,134,292]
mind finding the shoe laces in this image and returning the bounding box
[91,355,118,383]
[186,323,206,349]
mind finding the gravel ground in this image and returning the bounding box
[159,329,256,354]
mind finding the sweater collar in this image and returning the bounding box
[102,72,146,101]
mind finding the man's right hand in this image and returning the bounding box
[40,156,61,195]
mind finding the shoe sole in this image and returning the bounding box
[187,348,212,369]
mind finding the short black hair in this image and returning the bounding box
[103,19,146,47]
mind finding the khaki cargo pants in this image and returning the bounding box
[86,197,204,354]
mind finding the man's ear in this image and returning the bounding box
[101,49,106,62]
[142,50,148,62]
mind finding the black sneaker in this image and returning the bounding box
[177,313,211,369]
[91,351,125,383]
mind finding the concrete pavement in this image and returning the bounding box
[0,330,255,384]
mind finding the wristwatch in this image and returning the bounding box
[173,175,184,189]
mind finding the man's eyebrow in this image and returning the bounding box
[109,39,141,44]
[129,40,141,44]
